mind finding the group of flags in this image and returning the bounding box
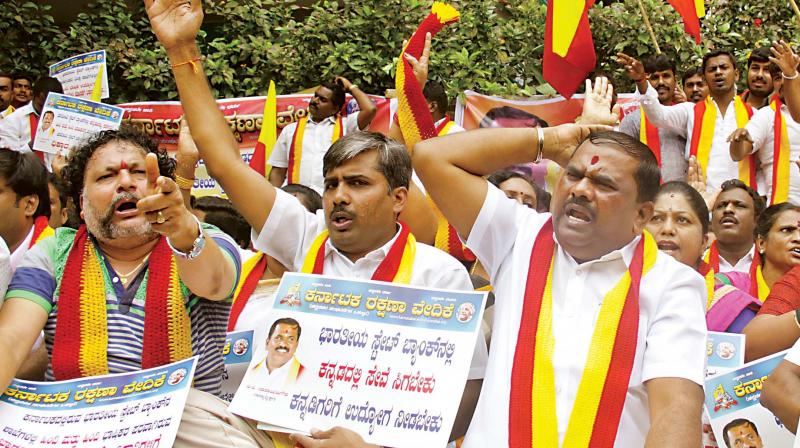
[545,0,705,99]
[245,1,706,177]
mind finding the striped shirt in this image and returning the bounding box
[6,225,241,395]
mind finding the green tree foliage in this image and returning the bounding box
[1,0,798,103]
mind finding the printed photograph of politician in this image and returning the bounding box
[248,317,306,390]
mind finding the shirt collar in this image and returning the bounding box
[324,222,403,264]
[308,114,338,126]
[554,232,641,270]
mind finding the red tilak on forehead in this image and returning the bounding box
[119,160,128,170]
[591,155,599,165]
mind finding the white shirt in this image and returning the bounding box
[0,237,11,308]
[462,185,707,448]
[637,83,741,189]
[412,116,465,195]
[715,245,755,274]
[0,103,55,170]
[268,113,361,194]
[746,102,800,204]
[249,355,304,390]
[9,225,34,272]
[253,189,488,379]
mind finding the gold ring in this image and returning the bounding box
[156,211,166,224]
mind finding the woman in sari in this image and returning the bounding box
[646,181,760,332]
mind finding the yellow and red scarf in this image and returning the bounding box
[689,95,756,188]
[396,4,473,261]
[770,95,791,205]
[704,241,767,301]
[287,115,343,184]
[227,252,269,331]
[29,215,54,249]
[696,260,717,310]
[302,223,415,283]
[639,107,662,166]
[51,226,192,380]
[509,220,657,447]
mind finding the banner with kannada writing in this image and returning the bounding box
[0,357,197,448]
[221,330,254,404]
[228,272,487,448]
[49,50,109,100]
[705,350,793,447]
[117,95,392,197]
[33,92,123,155]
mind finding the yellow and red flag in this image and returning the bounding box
[666,0,705,43]
[543,0,596,99]
[248,80,277,176]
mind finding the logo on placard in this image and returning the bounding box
[712,384,738,412]
[279,283,302,307]
[233,338,250,356]
[456,302,475,323]
[716,342,736,360]
[168,368,188,386]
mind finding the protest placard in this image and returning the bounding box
[705,350,793,447]
[707,331,745,377]
[221,330,255,403]
[49,50,109,100]
[228,272,487,448]
[33,92,123,156]
[0,357,197,448]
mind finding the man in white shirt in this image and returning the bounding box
[730,64,800,204]
[268,78,377,194]
[248,318,305,389]
[413,123,707,446]
[0,73,13,118]
[619,50,749,189]
[0,76,63,169]
[152,3,485,445]
[708,180,765,273]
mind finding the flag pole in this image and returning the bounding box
[790,0,800,27]
[636,0,662,54]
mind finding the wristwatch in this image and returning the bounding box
[168,215,206,260]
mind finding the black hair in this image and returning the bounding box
[33,76,63,97]
[703,50,737,72]
[722,418,759,448]
[47,171,67,211]
[682,67,704,85]
[748,47,772,66]
[579,131,661,203]
[487,169,548,211]
[320,80,347,111]
[323,131,411,191]
[479,106,549,128]
[656,181,710,234]
[203,209,251,250]
[0,72,12,81]
[755,202,800,242]
[643,54,677,75]
[423,81,449,114]
[281,183,322,212]
[0,148,50,219]
[11,72,33,84]
[62,126,174,216]
[268,317,302,340]
[193,196,236,214]
[717,179,766,218]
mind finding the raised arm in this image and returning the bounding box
[412,124,606,239]
[771,40,800,123]
[144,0,276,234]
[335,76,377,130]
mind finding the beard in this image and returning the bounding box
[82,191,156,242]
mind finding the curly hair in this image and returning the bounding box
[62,125,175,215]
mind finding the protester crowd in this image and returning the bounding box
[4,0,800,447]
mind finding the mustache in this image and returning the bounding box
[329,204,355,219]
[100,192,140,225]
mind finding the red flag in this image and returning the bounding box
[543,0,597,99]
[667,0,704,43]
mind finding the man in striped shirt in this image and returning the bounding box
[0,126,241,433]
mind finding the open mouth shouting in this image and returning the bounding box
[563,202,594,227]
[113,196,140,219]
[329,208,356,231]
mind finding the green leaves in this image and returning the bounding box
[3,0,800,103]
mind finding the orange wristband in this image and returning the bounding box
[171,57,202,73]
